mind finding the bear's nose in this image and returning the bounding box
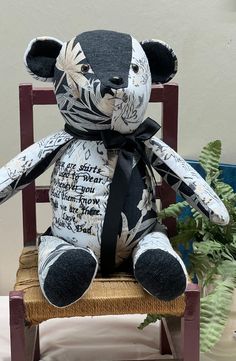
[109,76,124,86]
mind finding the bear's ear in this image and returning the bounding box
[24,37,63,82]
[140,39,177,84]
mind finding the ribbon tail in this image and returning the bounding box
[100,149,133,276]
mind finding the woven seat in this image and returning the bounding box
[15,247,186,325]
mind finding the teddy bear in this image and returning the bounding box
[0,30,229,307]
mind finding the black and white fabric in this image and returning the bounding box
[38,234,98,307]
[49,139,157,268]
[0,30,229,307]
[145,137,229,225]
[0,131,73,204]
[53,33,151,134]
[132,230,188,299]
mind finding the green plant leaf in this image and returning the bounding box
[214,181,236,202]
[193,240,224,256]
[158,201,188,219]
[189,253,216,285]
[217,260,236,279]
[199,140,221,183]
[171,229,196,249]
[140,139,236,351]
[138,313,162,330]
[200,278,235,353]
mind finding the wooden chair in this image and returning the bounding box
[9,83,200,361]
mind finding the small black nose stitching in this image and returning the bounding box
[109,76,124,85]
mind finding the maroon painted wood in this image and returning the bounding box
[149,84,164,102]
[181,284,200,361]
[19,84,34,150]
[160,284,200,361]
[19,83,178,245]
[32,87,57,105]
[33,327,40,361]
[19,84,37,246]
[160,318,172,355]
[35,186,50,203]
[161,83,178,236]
[10,291,40,361]
[9,291,27,361]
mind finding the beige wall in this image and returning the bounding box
[0,0,236,294]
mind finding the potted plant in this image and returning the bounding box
[139,140,236,354]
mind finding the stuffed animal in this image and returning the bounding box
[0,30,229,307]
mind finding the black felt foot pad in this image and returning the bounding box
[134,249,186,301]
[44,249,97,307]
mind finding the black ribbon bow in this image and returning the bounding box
[65,117,161,276]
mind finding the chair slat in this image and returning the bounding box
[33,88,56,105]
[35,186,50,203]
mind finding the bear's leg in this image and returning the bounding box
[38,234,98,307]
[132,230,187,301]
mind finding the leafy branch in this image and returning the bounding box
[140,140,236,353]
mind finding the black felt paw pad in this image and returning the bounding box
[44,249,97,307]
[134,249,186,301]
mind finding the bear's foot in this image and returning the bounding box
[133,230,187,301]
[43,248,98,307]
[134,248,187,301]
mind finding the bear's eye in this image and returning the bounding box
[81,64,90,74]
[132,64,139,73]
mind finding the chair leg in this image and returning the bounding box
[34,326,40,361]
[9,291,40,361]
[159,284,200,361]
[181,283,200,361]
[160,319,172,355]
[161,317,182,359]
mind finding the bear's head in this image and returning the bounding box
[24,30,177,134]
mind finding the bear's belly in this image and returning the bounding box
[49,139,157,267]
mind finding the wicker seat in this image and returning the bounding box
[15,247,186,325]
[9,83,200,361]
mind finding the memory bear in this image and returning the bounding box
[0,30,229,307]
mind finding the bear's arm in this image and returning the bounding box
[0,130,73,204]
[144,136,229,226]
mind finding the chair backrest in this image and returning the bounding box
[19,83,178,246]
